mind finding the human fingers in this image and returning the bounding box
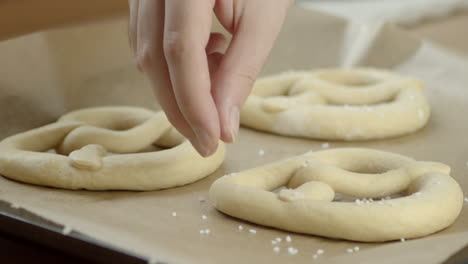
[134,0,197,147]
[212,0,293,142]
[163,0,220,157]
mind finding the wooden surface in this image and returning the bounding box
[0,0,128,41]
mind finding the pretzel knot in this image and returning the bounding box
[209,148,464,242]
[0,106,225,191]
[240,68,430,140]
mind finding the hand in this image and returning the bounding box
[128,0,292,156]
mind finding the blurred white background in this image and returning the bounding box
[297,0,468,25]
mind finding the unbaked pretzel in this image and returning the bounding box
[0,106,225,190]
[209,148,463,242]
[58,106,181,154]
[241,68,430,140]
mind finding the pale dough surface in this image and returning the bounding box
[209,148,464,242]
[240,68,430,140]
[0,106,225,190]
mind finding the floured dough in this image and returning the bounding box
[209,148,463,242]
[241,68,430,140]
[0,106,225,190]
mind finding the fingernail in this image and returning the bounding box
[192,127,216,157]
[229,106,240,142]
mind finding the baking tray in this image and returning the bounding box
[0,201,147,264]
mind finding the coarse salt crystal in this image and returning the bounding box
[249,229,257,234]
[285,235,292,242]
[238,225,244,231]
[317,249,324,255]
[147,257,157,264]
[62,225,73,235]
[464,197,468,202]
[321,143,329,149]
[198,196,206,202]
[272,240,278,245]
[202,215,207,220]
[273,246,280,253]
[354,246,360,251]
[275,237,282,243]
[418,110,424,120]
[200,229,205,234]
[205,229,210,234]
[347,248,354,253]
[171,212,177,217]
[258,149,265,156]
[400,238,406,242]
[363,106,373,112]
[287,247,298,255]
[313,254,318,259]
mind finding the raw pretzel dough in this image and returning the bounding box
[209,148,463,242]
[0,106,225,190]
[240,68,430,140]
[58,106,181,154]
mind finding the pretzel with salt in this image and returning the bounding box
[209,148,463,242]
[241,68,430,140]
[0,106,225,190]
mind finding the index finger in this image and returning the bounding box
[163,0,220,157]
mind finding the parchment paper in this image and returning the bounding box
[0,7,467,264]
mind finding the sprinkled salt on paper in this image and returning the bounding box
[62,225,73,235]
[147,257,157,264]
[200,228,210,235]
[287,247,298,255]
